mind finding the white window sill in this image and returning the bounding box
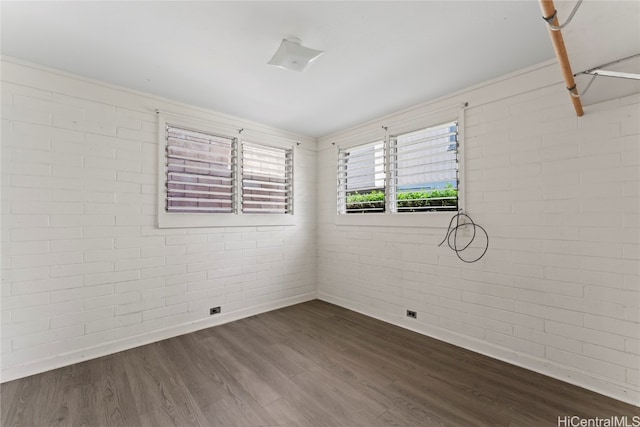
[335,212,456,228]
[158,212,296,228]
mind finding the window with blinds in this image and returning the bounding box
[165,125,236,213]
[337,140,386,214]
[336,120,459,216]
[391,121,458,212]
[241,142,293,214]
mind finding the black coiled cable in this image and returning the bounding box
[438,210,488,263]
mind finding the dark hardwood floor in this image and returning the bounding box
[2,300,638,426]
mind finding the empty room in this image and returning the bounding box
[1,1,639,426]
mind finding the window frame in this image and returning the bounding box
[335,107,465,228]
[157,113,296,228]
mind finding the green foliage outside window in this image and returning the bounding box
[346,184,457,212]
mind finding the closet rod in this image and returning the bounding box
[539,0,584,116]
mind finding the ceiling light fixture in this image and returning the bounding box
[268,37,324,72]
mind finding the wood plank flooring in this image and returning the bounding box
[2,300,638,426]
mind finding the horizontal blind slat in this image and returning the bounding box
[167,154,232,168]
[338,151,385,163]
[391,144,456,159]
[242,208,288,213]
[242,171,290,180]
[242,179,290,188]
[243,200,288,207]
[394,167,457,178]
[243,152,290,162]
[167,206,233,212]
[242,193,288,200]
[167,142,233,156]
[391,152,456,165]
[168,172,233,182]
[167,162,233,176]
[167,189,233,197]
[167,196,232,203]
[243,143,288,155]
[167,127,233,144]
[394,131,456,148]
[168,181,232,190]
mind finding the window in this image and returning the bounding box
[337,140,385,214]
[391,121,459,213]
[157,114,295,228]
[166,125,236,213]
[241,142,293,214]
[337,118,461,219]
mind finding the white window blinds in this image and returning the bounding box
[390,121,458,212]
[241,142,293,214]
[165,125,236,213]
[337,140,386,214]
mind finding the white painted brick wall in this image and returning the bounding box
[2,57,638,405]
[317,63,639,404]
[1,59,317,381]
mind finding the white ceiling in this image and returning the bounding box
[0,1,611,139]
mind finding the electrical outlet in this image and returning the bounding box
[406,310,417,319]
[210,306,221,315]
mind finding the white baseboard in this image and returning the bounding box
[317,291,639,407]
[1,292,316,383]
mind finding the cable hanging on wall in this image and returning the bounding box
[438,210,489,263]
